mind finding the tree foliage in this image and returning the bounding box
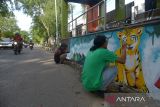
[15,0,71,45]
[31,16,47,44]
[20,30,30,43]
[0,0,78,44]
[0,0,34,43]
[15,0,57,44]
[0,0,21,39]
[0,10,20,39]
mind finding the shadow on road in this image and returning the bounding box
[0,48,104,107]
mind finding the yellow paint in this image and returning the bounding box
[115,27,148,92]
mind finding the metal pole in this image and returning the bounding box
[86,8,88,34]
[75,19,77,36]
[68,1,103,23]
[55,0,58,44]
[69,4,74,36]
[71,5,73,32]
[104,0,106,30]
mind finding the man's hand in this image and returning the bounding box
[122,42,127,50]
[116,42,126,64]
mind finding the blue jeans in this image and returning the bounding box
[101,66,117,90]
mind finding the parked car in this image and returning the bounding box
[0,38,13,49]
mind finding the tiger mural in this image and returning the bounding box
[115,27,149,92]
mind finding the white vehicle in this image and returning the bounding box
[0,38,13,49]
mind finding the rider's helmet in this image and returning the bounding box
[15,32,20,36]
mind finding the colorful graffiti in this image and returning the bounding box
[67,22,160,98]
[115,27,148,92]
[67,35,95,64]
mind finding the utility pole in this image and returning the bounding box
[104,0,106,30]
[71,5,73,33]
[55,0,59,45]
[69,4,73,32]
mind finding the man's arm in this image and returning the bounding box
[116,43,126,64]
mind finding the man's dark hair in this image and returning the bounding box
[60,43,67,49]
[59,43,68,51]
[90,35,107,51]
[54,43,68,64]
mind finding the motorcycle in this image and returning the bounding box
[29,44,33,50]
[13,42,22,55]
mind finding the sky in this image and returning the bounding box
[68,3,83,22]
[14,10,32,32]
[14,3,83,32]
[14,0,145,32]
[107,0,145,12]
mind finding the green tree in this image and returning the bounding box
[31,16,47,44]
[16,0,70,44]
[0,15,20,38]
[0,0,20,39]
[16,0,57,44]
[20,30,30,43]
[0,0,11,16]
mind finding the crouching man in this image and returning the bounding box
[54,43,68,64]
[82,35,126,92]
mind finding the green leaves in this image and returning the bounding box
[0,0,14,17]
[0,0,30,42]
[0,15,20,38]
[20,30,30,42]
[14,0,71,44]
[15,0,59,44]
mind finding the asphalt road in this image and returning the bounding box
[0,48,103,107]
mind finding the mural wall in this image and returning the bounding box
[67,22,160,99]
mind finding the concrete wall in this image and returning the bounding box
[67,22,160,99]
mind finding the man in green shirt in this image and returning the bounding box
[82,35,126,91]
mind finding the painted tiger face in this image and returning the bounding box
[117,28,143,51]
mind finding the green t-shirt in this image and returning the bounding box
[82,48,118,91]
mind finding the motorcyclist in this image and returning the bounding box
[13,33,23,53]
[14,33,23,43]
[29,40,34,45]
[29,40,34,49]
